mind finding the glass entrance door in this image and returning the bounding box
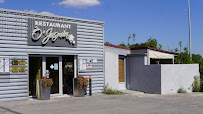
[46,57,59,94]
[62,55,74,94]
[29,57,42,96]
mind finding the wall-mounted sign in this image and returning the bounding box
[54,63,58,70]
[12,67,18,72]
[87,59,92,63]
[80,64,86,70]
[79,59,87,70]
[19,60,26,65]
[28,18,77,47]
[19,67,26,72]
[0,58,10,73]
[0,58,3,72]
[93,58,97,63]
[12,60,18,65]
[4,58,10,72]
[86,64,92,68]
[50,64,54,69]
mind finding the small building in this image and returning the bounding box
[104,44,199,94]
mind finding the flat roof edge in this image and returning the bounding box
[0,8,104,24]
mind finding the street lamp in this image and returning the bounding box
[188,0,192,58]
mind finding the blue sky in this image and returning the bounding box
[0,0,203,55]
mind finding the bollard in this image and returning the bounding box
[89,75,92,96]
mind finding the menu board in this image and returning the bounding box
[80,59,86,70]
[19,60,25,65]
[19,67,26,72]
[0,58,10,73]
[11,59,26,73]
[12,67,18,72]
[12,60,18,65]
[0,58,3,72]
[4,58,10,72]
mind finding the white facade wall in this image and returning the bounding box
[104,52,119,90]
[161,64,199,94]
[104,46,130,90]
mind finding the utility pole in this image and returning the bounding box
[179,41,182,53]
[188,0,192,58]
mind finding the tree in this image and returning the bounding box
[192,54,202,64]
[128,37,158,49]
[127,34,131,48]
[132,33,136,45]
[175,47,193,64]
[146,37,158,48]
[118,42,127,47]
[158,44,162,50]
[105,42,112,44]
[174,48,179,53]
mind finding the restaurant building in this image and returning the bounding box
[0,8,104,101]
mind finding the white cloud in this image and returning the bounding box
[59,0,101,8]
[23,10,55,16]
[0,0,4,3]
[40,11,55,16]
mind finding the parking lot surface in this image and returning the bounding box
[1,93,203,114]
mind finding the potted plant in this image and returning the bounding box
[73,76,88,97]
[38,77,53,100]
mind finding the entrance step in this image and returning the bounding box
[120,89,144,95]
[119,82,126,90]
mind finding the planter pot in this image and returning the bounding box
[73,78,86,97]
[40,86,51,100]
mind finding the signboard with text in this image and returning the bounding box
[28,18,77,47]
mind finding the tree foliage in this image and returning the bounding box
[105,42,112,45]
[175,47,193,64]
[127,34,131,47]
[128,37,160,49]
[174,48,179,53]
[158,44,162,50]
[118,42,127,47]
[192,54,202,64]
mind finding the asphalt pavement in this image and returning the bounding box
[1,93,203,114]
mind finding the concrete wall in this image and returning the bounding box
[127,55,162,94]
[104,52,119,90]
[161,64,199,94]
[127,55,200,94]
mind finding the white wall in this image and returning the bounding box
[105,52,119,90]
[161,64,199,94]
[127,55,200,94]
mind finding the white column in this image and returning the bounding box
[42,56,46,77]
[74,55,77,78]
[59,56,63,95]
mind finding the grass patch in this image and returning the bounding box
[103,84,124,95]
[177,87,187,93]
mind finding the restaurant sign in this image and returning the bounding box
[28,18,77,47]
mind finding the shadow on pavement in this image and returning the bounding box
[0,106,21,114]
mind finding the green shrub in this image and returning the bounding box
[177,87,187,93]
[192,76,200,92]
[103,84,124,95]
